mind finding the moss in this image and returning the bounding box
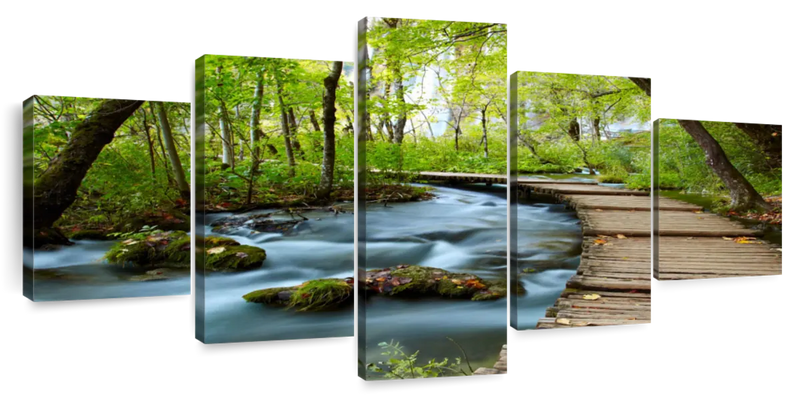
[363,265,506,301]
[105,231,189,268]
[164,235,192,265]
[598,174,626,183]
[204,245,266,271]
[243,286,295,305]
[199,236,240,247]
[288,279,353,311]
[69,229,110,240]
[243,278,354,311]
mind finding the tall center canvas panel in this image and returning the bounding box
[357,18,508,380]
[195,55,355,343]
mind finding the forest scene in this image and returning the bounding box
[516,72,651,185]
[23,96,191,301]
[656,120,782,222]
[196,55,354,343]
[357,18,508,379]
[511,72,652,330]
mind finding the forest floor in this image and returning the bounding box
[206,184,434,212]
[727,195,782,225]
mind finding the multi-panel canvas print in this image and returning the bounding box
[510,72,652,329]
[357,17,508,380]
[195,55,355,343]
[23,96,191,301]
[653,119,782,280]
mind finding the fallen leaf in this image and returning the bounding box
[207,246,226,255]
[582,294,601,300]
[594,239,607,245]
[122,239,139,246]
[451,279,463,285]
[616,234,627,239]
[722,237,733,241]
[595,209,603,212]
[556,318,571,325]
[693,210,703,214]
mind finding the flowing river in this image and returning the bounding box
[25,240,190,301]
[363,184,507,378]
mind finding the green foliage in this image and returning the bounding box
[657,119,781,196]
[367,340,468,379]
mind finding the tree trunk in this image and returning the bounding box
[392,76,406,144]
[734,122,781,168]
[568,118,581,141]
[149,102,175,186]
[250,69,264,165]
[481,107,489,158]
[214,67,235,170]
[276,84,296,177]
[140,108,157,182]
[629,77,651,97]
[288,107,304,159]
[678,119,770,212]
[32,99,143,242]
[319,61,343,200]
[156,102,190,202]
[309,110,321,132]
[593,117,602,141]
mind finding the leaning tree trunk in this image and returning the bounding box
[319,61,343,200]
[218,101,234,170]
[678,120,770,212]
[309,110,322,132]
[629,77,651,97]
[156,102,190,202]
[32,99,143,245]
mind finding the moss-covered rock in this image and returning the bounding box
[244,278,354,311]
[362,265,506,301]
[204,245,266,271]
[105,231,190,268]
[105,231,265,271]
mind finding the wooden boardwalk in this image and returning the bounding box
[516,181,654,328]
[473,344,507,375]
[407,172,779,321]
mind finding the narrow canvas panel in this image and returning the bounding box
[195,55,355,343]
[510,71,652,330]
[653,119,782,280]
[357,17,508,380]
[23,96,191,301]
